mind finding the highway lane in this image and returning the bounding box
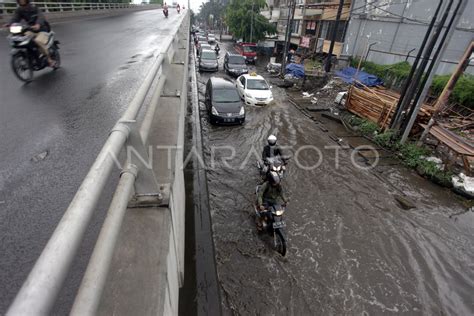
[0,9,183,313]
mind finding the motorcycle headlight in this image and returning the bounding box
[10,25,22,34]
[276,210,284,216]
[239,106,245,115]
[211,106,219,115]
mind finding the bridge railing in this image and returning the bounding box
[7,10,189,316]
[0,2,159,15]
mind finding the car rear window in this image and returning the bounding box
[228,56,245,64]
[213,89,240,103]
[201,51,217,60]
[243,46,257,53]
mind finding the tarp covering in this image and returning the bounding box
[285,63,305,78]
[335,67,384,87]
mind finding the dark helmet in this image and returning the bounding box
[268,171,280,185]
[17,0,29,5]
[267,134,277,146]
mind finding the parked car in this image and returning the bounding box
[235,42,258,64]
[198,49,218,72]
[207,33,216,44]
[224,52,248,77]
[196,35,207,45]
[236,73,273,106]
[197,43,212,56]
[205,77,245,125]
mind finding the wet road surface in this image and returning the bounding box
[0,10,184,313]
[196,41,474,315]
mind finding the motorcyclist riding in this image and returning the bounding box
[163,2,169,17]
[5,0,56,67]
[260,134,288,179]
[176,3,181,13]
[256,171,289,230]
[262,134,286,161]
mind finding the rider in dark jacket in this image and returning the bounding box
[8,0,55,67]
[10,0,49,32]
[261,134,285,161]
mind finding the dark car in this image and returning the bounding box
[199,49,218,72]
[224,52,249,77]
[205,77,245,125]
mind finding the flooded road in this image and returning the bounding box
[194,42,474,315]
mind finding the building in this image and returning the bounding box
[342,0,474,75]
[261,0,352,58]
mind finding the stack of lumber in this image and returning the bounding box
[346,84,434,130]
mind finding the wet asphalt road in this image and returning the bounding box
[0,10,184,313]
[196,42,474,315]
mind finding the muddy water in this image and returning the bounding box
[195,44,474,315]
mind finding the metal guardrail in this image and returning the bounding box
[7,11,189,316]
[0,1,155,15]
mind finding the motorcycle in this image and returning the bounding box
[257,156,286,181]
[8,23,60,82]
[254,185,287,256]
[163,8,169,18]
[177,7,181,14]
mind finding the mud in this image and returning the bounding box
[194,41,474,315]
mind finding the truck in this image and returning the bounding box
[234,42,258,64]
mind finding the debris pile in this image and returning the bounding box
[346,85,433,130]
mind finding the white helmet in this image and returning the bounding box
[267,135,277,146]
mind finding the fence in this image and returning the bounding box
[6,11,189,316]
[0,2,160,16]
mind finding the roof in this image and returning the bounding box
[226,52,244,57]
[209,77,235,89]
[242,73,265,80]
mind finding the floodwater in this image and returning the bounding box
[194,42,474,315]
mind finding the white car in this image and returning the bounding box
[236,73,274,106]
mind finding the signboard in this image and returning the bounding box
[300,36,311,48]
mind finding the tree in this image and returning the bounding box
[226,0,276,42]
[197,0,224,29]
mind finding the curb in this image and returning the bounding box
[189,43,223,315]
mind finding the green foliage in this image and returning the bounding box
[347,116,379,136]
[197,0,225,29]
[417,160,453,187]
[359,121,379,136]
[396,142,429,168]
[226,0,277,42]
[431,74,474,108]
[373,130,396,148]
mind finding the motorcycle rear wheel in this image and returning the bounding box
[51,47,61,70]
[11,54,33,83]
[274,229,286,256]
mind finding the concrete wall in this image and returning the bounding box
[342,0,474,74]
[97,13,190,316]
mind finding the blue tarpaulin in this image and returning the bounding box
[335,67,384,87]
[285,63,305,78]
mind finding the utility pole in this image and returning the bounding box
[400,0,467,144]
[250,0,255,42]
[282,0,296,75]
[418,40,473,145]
[324,0,344,72]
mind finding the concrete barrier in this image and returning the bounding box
[97,13,190,316]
